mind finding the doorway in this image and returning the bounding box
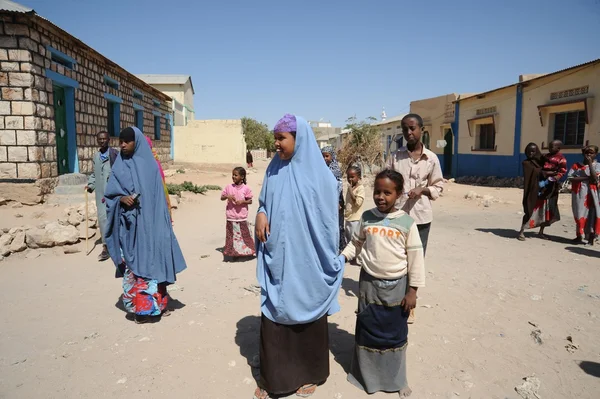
[443,128,453,177]
[53,85,69,175]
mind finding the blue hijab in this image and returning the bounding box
[256,115,344,325]
[104,127,186,284]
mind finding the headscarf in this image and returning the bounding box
[104,126,186,283]
[321,145,342,195]
[256,114,344,325]
[145,136,172,221]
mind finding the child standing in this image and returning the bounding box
[568,145,600,245]
[344,165,365,246]
[341,169,425,397]
[221,167,255,260]
[539,140,567,198]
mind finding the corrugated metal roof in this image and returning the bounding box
[135,74,195,94]
[0,0,33,13]
[372,114,406,126]
[456,58,600,102]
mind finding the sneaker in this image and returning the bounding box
[98,247,110,262]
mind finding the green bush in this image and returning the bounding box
[166,181,221,196]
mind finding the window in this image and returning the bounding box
[107,102,119,136]
[553,111,585,146]
[104,75,120,90]
[133,89,144,100]
[104,93,122,136]
[135,110,143,133]
[154,115,161,140]
[477,123,495,150]
[47,46,75,69]
[422,130,431,150]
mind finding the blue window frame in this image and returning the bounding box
[104,75,120,90]
[47,46,76,69]
[154,115,161,140]
[133,89,144,100]
[135,110,143,133]
[104,93,122,137]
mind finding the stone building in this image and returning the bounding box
[0,0,172,182]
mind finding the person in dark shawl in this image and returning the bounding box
[321,145,347,251]
[104,127,187,323]
[518,142,559,240]
[253,114,345,399]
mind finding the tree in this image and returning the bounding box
[338,116,383,173]
[241,117,272,151]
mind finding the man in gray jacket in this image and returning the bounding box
[86,131,118,261]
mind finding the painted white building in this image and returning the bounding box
[136,74,195,126]
[372,113,407,160]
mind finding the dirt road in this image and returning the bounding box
[1,160,599,399]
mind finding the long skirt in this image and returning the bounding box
[259,314,329,395]
[122,268,168,316]
[525,194,560,229]
[348,269,411,395]
[224,220,255,257]
[572,182,600,239]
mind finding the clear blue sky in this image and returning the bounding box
[21,0,600,127]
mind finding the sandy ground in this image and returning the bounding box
[1,159,599,399]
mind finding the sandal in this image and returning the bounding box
[517,234,526,241]
[296,384,317,397]
[135,315,150,324]
[253,387,270,399]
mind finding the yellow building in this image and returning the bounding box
[409,94,475,176]
[450,59,599,177]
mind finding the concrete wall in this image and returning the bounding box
[521,62,600,169]
[173,120,246,164]
[0,12,171,180]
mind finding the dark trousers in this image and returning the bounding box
[417,223,431,256]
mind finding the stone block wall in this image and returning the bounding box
[0,12,172,180]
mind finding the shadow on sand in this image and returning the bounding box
[580,361,600,378]
[234,315,355,386]
[565,246,600,259]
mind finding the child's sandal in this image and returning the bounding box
[253,387,270,399]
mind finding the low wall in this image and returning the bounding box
[173,120,246,165]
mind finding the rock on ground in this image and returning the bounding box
[8,231,26,253]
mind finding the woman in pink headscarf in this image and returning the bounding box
[145,136,172,222]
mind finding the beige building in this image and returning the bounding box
[372,114,405,160]
[136,74,195,126]
[173,120,246,165]
[452,59,600,177]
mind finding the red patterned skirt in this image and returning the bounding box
[224,220,256,257]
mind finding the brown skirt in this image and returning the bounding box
[259,314,330,395]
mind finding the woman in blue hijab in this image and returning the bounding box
[104,127,187,324]
[253,114,345,399]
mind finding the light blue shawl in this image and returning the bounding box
[256,115,345,325]
[104,127,186,284]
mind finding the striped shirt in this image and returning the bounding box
[342,208,425,284]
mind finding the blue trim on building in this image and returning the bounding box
[103,75,120,90]
[104,93,123,104]
[153,99,161,107]
[450,102,460,178]
[45,69,79,88]
[133,89,144,99]
[457,155,518,178]
[167,114,174,159]
[135,109,144,133]
[152,110,162,117]
[133,102,144,111]
[46,46,76,69]
[45,68,79,173]
[513,84,524,176]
